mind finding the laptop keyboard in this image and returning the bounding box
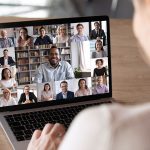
[4,101,111,141]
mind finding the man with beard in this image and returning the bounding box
[34,45,74,83]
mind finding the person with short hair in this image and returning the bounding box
[70,23,90,71]
[0,49,15,67]
[34,26,53,46]
[90,21,106,45]
[0,88,16,107]
[92,76,109,95]
[34,45,74,83]
[70,23,88,42]
[18,85,37,104]
[0,29,14,48]
[56,81,74,100]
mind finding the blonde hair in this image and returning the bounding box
[57,24,67,36]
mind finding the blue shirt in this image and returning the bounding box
[34,61,75,83]
[0,38,14,48]
[70,34,88,42]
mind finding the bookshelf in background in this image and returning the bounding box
[60,46,71,64]
[15,46,49,85]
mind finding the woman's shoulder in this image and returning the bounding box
[75,89,80,93]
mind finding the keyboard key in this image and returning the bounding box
[16,136,25,141]
[11,126,25,131]
[24,134,31,140]
[13,131,24,137]
[24,129,32,135]
[10,122,21,127]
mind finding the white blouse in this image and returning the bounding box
[0,78,17,88]
[59,103,150,150]
[0,97,17,107]
[41,90,53,101]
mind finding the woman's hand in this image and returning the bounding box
[27,123,66,150]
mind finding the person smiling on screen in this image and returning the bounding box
[34,45,74,83]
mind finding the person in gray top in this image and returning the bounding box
[0,29,14,48]
[34,45,74,83]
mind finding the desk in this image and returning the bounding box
[1,18,150,150]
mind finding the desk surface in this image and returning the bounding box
[0,17,150,150]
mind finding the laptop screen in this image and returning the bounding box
[0,16,112,110]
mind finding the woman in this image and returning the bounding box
[28,1,150,150]
[55,24,69,44]
[93,59,107,77]
[0,88,16,107]
[75,79,90,97]
[0,68,17,89]
[17,27,33,47]
[41,83,53,101]
[92,40,107,58]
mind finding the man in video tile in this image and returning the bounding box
[34,26,53,47]
[34,45,74,83]
[56,80,74,100]
[0,49,15,67]
[18,85,37,104]
[0,29,14,48]
[90,21,106,46]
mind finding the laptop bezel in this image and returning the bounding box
[0,16,112,112]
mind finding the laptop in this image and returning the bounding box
[0,16,113,150]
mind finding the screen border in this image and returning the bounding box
[0,15,112,112]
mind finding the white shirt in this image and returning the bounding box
[59,103,150,150]
[26,94,29,100]
[62,92,67,99]
[4,58,8,65]
[41,90,53,101]
[0,96,16,107]
[0,78,17,88]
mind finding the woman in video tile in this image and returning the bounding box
[17,27,33,47]
[75,78,90,97]
[41,83,53,101]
